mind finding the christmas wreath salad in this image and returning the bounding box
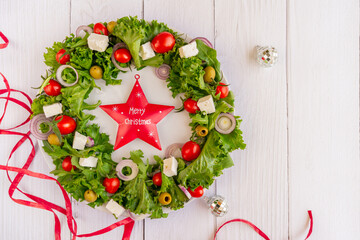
[30,16,246,219]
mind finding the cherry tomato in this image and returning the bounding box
[181,141,201,161]
[152,172,162,186]
[56,49,70,65]
[62,156,76,172]
[55,115,76,135]
[114,48,132,63]
[187,186,204,198]
[184,99,199,114]
[44,80,62,96]
[216,83,229,99]
[151,32,175,53]
[103,177,120,194]
[93,23,108,35]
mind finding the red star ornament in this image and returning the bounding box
[100,74,174,151]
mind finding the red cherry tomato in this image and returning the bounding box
[187,186,204,198]
[44,80,62,96]
[56,49,70,65]
[55,115,76,135]
[62,156,76,171]
[103,177,120,194]
[114,48,132,63]
[181,141,201,161]
[151,32,176,53]
[216,83,229,99]
[184,99,199,114]
[152,172,162,186]
[93,23,108,35]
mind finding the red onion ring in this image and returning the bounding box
[75,25,93,38]
[190,37,213,49]
[86,137,94,147]
[56,65,79,87]
[178,185,192,199]
[154,64,170,80]
[29,114,53,140]
[215,113,236,134]
[165,143,183,158]
[111,42,129,71]
[116,160,139,181]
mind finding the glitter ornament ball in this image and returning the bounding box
[256,45,278,67]
[204,195,229,217]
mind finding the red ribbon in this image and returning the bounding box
[214,211,313,239]
[0,72,134,240]
[0,32,9,49]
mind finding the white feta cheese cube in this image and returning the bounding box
[105,199,125,218]
[79,156,98,168]
[140,42,155,60]
[72,131,87,150]
[179,41,199,58]
[163,156,178,177]
[197,95,216,114]
[43,103,62,118]
[87,33,109,52]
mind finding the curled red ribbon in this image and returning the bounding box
[0,32,9,49]
[214,210,313,239]
[0,72,134,240]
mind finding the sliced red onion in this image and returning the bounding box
[111,42,129,71]
[190,37,213,49]
[165,143,183,158]
[75,25,93,38]
[116,160,139,181]
[178,185,192,199]
[154,64,170,80]
[30,114,53,140]
[86,137,94,147]
[56,65,79,87]
[215,113,236,134]
[127,210,150,221]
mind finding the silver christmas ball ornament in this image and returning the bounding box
[256,45,278,67]
[204,195,229,217]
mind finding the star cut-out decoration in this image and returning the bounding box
[100,74,175,151]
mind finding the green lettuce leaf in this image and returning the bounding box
[113,16,146,68]
[94,47,122,85]
[167,56,210,98]
[196,40,221,82]
[70,47,93,70]
[61,77,100,117]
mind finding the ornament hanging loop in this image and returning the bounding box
[134,74,140,80]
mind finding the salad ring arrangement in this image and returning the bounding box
[30,16,246,219]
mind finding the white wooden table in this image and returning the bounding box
[1,0,359,239]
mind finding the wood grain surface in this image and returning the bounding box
[0,0,359,239]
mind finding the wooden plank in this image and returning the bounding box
[70,1,144,239]
[214,0,288,239]
[0,0,71,239]
[287,0,360,239]
[143,1,216,240]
